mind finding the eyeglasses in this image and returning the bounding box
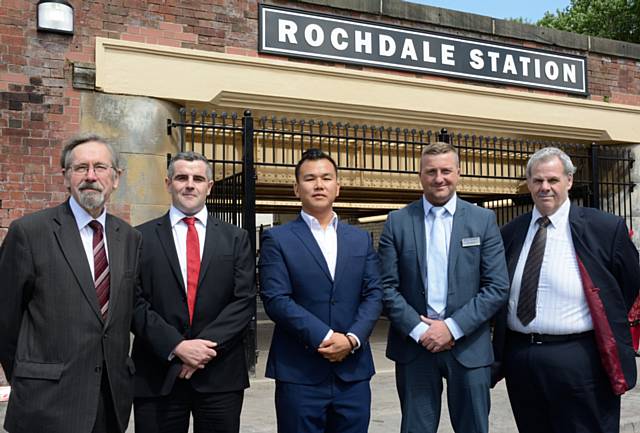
[69,163,114,175]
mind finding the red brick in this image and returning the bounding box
[159,22,183,32]
[122,34,145,43]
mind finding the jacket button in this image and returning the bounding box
[331,299,336,305]
[95,366,102,373]
[421,290,425,295]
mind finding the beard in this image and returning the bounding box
[77,181,106,212]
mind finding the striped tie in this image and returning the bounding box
[516,216,551,326]
[88,220,109,320]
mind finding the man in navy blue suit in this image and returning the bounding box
[259,149,383,433]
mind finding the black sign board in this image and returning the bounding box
[259,5,587,95]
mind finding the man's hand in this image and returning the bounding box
[173,339,217,368]
[419,316,454,353]
[178,364,199,380]
[317,332,352,362]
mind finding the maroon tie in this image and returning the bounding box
[88,220,109,320]
[183,217,201,323]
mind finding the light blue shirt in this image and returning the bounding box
[409,194,464,342]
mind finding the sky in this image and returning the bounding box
[409,0,571,22]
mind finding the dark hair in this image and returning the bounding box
[60,133,120,170]
[294,149,338,181]
[167,151,213,181]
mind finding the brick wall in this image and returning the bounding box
[1,0,640,241]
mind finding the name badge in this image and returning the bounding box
[461,237,481,247]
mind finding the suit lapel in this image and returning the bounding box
[410,200,427,285]
[291,217,333,281]
[198,215,218,286]
[506,213,532,281]
[104,214,122,326]
[53,201,103,321]
[155,213,186,293]
[568,204,586,251]
[447,199,466,288]
[333,222,349,287]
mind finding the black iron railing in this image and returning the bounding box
[168,109,635,230]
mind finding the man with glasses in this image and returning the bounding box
[0,134,142,433]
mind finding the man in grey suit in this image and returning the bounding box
[378,141,509,433]
[0,134,141,433]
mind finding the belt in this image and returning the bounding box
[507,330,594,345]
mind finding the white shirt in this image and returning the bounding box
[169,205,208,292]
[300,210,360,350]
[69,196,108,278]
[300,210,338,279]
[409,194,464,342]
[507,199,593,334]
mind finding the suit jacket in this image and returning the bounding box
[0,201,141,433]
[131,213,255,397]
[493,204,640,393]
[379,198,509,368]
[258,216,383,385]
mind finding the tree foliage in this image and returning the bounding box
[537,0,640,43]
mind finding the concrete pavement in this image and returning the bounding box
[2,318,639,432]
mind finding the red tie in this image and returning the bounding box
[88,220,109,320]
[183,217,201,323]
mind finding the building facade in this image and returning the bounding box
[2,0,640,243]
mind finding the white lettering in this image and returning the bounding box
[278,19,297,44]
[400,38,418,61]
[487,51,500,72]
[519,56,531,77]
[469,49,484,70]
[441,44,455,66]
[563,63,577,83]
[379,34,396,57]
[330,28,348,51]
[502,54,517,75]
[423,41,436,63]
[304,24,324,47]
[534,58,541,78]
[354,30,372,54]
[545,61,559,80]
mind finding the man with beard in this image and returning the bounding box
[0,134,142,433]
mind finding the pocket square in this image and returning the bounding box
[461,236,481,247]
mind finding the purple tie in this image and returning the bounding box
[88,220,110,320]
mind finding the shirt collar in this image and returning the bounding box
[531,198,570,229]
[422,193,457,217]
[69,196,107,230]
[300,209,338,230]
[169,205,209,228]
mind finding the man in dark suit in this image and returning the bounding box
[493,147,639,433]
[0,134,142,433]
[259,149,383,433]
[132,151,255,433]
[378,142,509,433]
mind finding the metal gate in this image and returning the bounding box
[168,109,636,373]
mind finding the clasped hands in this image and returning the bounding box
[419,315,455,353]
[317,332,355,363]
[174,338,217,379]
